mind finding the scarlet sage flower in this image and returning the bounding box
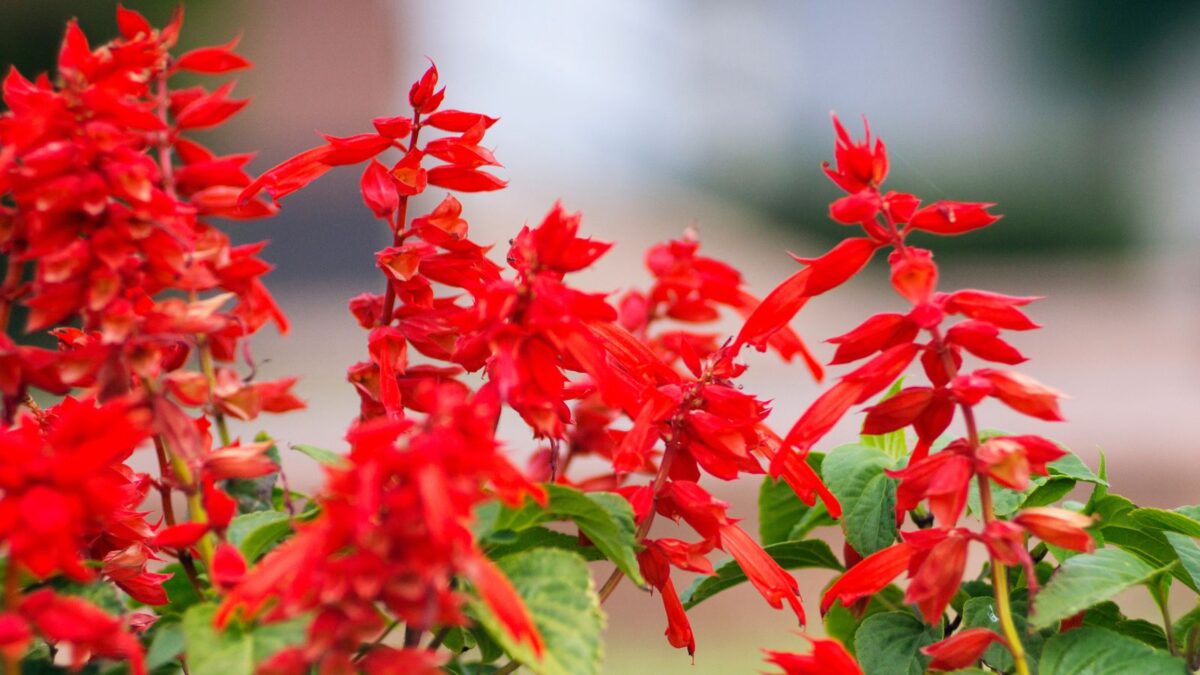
[1013,507,1096,552]
[764,635,863,675]
[921,628,1005,671]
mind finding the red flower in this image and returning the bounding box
[822,114,888,193]
[903,528,970,624]
[765,634,863,675]
[821,542,912,614]
[1013,507,1096,552]
[922,628,1005,671]
[20,589,146,675]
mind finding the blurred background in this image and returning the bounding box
[4,1,1200,671]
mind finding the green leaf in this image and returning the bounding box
[1164,532,1200,589]
[823,585,906,657]
[680,539,841,610]
[1047,451,1106,486]
[1032,548,1169,630]
[758,452,828,545]
[860,378,907,461]
[1172,604,1200,650]
[1131,508,1200,538]
[823,444,897,556]
[482,486,642,585]
[845,473,897,556]
[146,620,185,670]
[158,563,203,615]
[968,479,1032,519]
[1083,450,1109,513]
[1102,526,1198,592]
[1039,627,1186,674]
[225,510,293,562]
[961,596,1041,673]
[1088,493,1136,525]
[485,526,604,562]
[470,549,603,675]
[1114,618,1169,650]
[181,603,308,675]
[1021,477,1077,509]
[291,443,347,468]
[853,611,940,675]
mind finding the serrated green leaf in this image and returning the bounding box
[853,611,940,675]
[845,473,897,556]
[823,444,897,556]
[470,549,603,675]
[182,603,308,675]
[225,510,293,562]
[1039,627,1186,674]
[483,486,642,585]
[1131,508,1200,538]
[291,443,347,468]
[680,539,841,610]
[759,453,827,545]
[1032,548,1169,629]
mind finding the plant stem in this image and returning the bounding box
[494,661,519,675]
[979,476,1031,675]
[378,114,422,328]
[1150,577,1177,656]
[152,436,205,595]
[597,435,680,603]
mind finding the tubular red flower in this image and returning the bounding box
[922,628,1005,671]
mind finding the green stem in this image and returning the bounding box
[979,476,1031,675]
[1150,577,1177,656]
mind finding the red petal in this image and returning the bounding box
[719,523,805,624]
[737,238,878,352]
[360,159,399,218]
[464,556,545,658]
[151,522,210,549]
[945,320,1026,365]
[922,628,1004,671]
[425,109,499,132]
[175,41,252,74]
[977,369,1065,421]
[116,6,152,40]
[861,387,933,435]
[909,201,1000,235]
[426,165,506,192]
[820,543,912,615]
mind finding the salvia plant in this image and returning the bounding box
[0,7,1197,675]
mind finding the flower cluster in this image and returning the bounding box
[0,8,300,673]
[757,118,1093,673]
[227,60,842,666]
[5,9,1193,675]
